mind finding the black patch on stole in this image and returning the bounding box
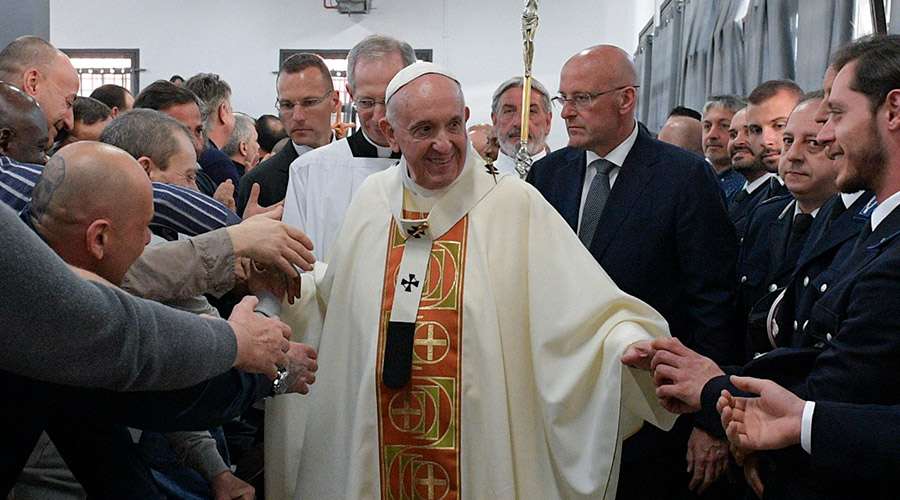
[383,321,415,388]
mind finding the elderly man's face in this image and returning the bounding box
[492,86,552,157]
[350,53,407,147]
[277,68,338,148]
[32,54,79,143]
[383,75,470,190]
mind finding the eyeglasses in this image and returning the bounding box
[551,85,639,109]
[354,97,386,110]
[276,90,334,112]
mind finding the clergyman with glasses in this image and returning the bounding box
[236,53,340,215]
[527,44,740,499]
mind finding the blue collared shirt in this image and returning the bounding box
[717,167,745,202]
[0,155,240,239]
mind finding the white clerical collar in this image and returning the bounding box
[360,127,395,158]
[743,172,776,194]
[494,148,547,175]
[401,157,466,199]
[292,133,335,156]
[585,119,638,170]
[841,191,864,209]
[870,190,900,230]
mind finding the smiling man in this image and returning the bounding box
[274,61,677,499]
[281,35,413,263]
[702,95,747,200]
[0,36,78,146]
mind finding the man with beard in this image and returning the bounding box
[729,81,803,239]
[702,95,747,200]
[490,76,553,174]
[649,34,900,499]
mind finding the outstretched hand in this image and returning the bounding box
[283,342,319,395]
[650,337,724,414]
[718,375,805,452]
[242,183,282,220]
[228,296,291,379]
[227,206,315,278]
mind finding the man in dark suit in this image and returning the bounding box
[729,81,803,241]
[527,44,739,499]
[237,53,338,215]
[720,375,900,487]
[737,93,838,357]
[651,35,900,499]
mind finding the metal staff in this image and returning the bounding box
[515,0,540,179]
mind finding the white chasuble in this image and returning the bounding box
[282,137,398,263]
[268,147,676,500]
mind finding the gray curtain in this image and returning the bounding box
[679,0,720,111]
[796,0,853,90]
[647,1,684,132]
[709,0,747,96]
[743,0,798,90]
[635,25,654,125]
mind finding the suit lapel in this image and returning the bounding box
[840,205,900,279]
[769,201,794,280]
[589,128,655,259]
[798,194,873,269]
[558,148,587,231]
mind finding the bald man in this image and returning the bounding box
[0,36,79,144]
[658,114,704,156]
[3,141,317,498]
[528,45,739,499]
[0,82,50,165]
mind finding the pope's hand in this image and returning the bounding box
[621,340,655,371]
[650,337,724,413]
[228,296,291,379]
[718,376,804,452]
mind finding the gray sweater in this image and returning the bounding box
[0,204,237,391]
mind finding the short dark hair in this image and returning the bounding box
[278,53,333,91]
[90,84,131,110]
[100,108,193,171]
[667,106,702,121]
[255,114,286,153]
[185,73,232,114]
[747,80,804,105]
[74,96,111,125]
[0,36,58,82]
[831,35,900,112]
[169,74,184,83]
[134,80,206,118]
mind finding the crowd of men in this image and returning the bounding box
[0,27,898,500]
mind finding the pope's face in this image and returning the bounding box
[382,75,470,190]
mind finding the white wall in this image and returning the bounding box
[50,0,654,149]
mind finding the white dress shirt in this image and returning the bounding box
[870,190,900,230]
[577,120,639,228]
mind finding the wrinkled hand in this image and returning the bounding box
[214,180,237,212]
[228,296,291,379]
[210,469,255,500]
[650,337,724,413]
[283,342,319,394]
[227,206,315,277]
[686,427,729,494]
[718,376,804,452]
[242,183,282,220]
[743,453,765,498]
[621,340,655,371]
[247,261,301,305]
